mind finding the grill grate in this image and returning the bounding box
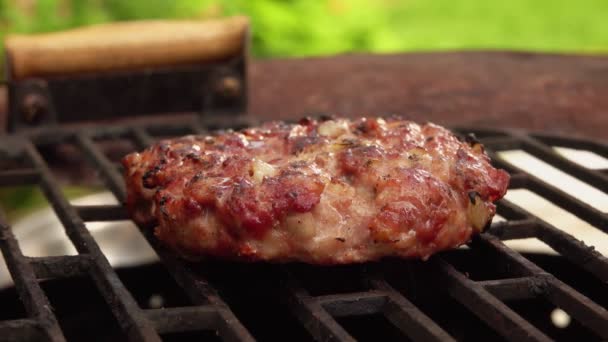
[0,117,607,341]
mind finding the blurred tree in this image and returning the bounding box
[0,0,607,58]
[216,0,401,57]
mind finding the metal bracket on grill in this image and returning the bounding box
[4,17,249,133]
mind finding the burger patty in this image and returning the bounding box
[122,117,510,264]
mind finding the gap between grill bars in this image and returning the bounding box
[0,119,607,341]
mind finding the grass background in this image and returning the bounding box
[0,0,607,219]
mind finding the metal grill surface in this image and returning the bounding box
[0,117,606,341]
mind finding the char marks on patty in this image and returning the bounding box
[122,117,510,264]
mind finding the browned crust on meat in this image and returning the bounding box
[122,117,509,264]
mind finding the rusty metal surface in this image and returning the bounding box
[248,51,608,141]
[1,51,606,139]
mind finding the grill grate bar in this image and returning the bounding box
[495,197,533,220]
[483,149,521,174]
[137,233,212,306]
[478,277,538,301]
[190,121,209,135]
[523,177,607,232]
[518,134,608,192]
[0,169,39,186]
[131,127,155,149]
[0,319,44,342]
[201,293,255,342]
[75,134,127,201]
[476,235,608,338]
[474,136,521,150]
[0,209,65,342]
[472,233,539,278]
[74,132,255,341]
[136,224,256,342]
[504,173,528,188]
[504,173,606,232]
[27,255,90,280]
[370,277,456,341]
[75,205,129,222]
[1,122,607,341]
[486,137,607,232]
[285,270,454,341]
[316,291,388,317]
[144,226,256,341]
[474,235,549,275]
[544,281,608,338]
[198,116,259,132]
[535,221,608,281]
[430,257,551,341]
[487,219,538,240]
[145,306,219,334]
[283,274,356,342]
[23,142,161,342]
[494,199,608,281]
[145,123,200,139]
[532,133,608,158]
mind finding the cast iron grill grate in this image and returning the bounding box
[0,117,606,341]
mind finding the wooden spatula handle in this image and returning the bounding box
[4,15,249,80]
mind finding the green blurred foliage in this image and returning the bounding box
[0,0,607,59]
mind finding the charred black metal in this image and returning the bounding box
[0,121,607,341]
[6,53,248,133]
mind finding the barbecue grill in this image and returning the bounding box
[1,17,607,342]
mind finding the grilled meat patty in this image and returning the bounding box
[123,117,509,264]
